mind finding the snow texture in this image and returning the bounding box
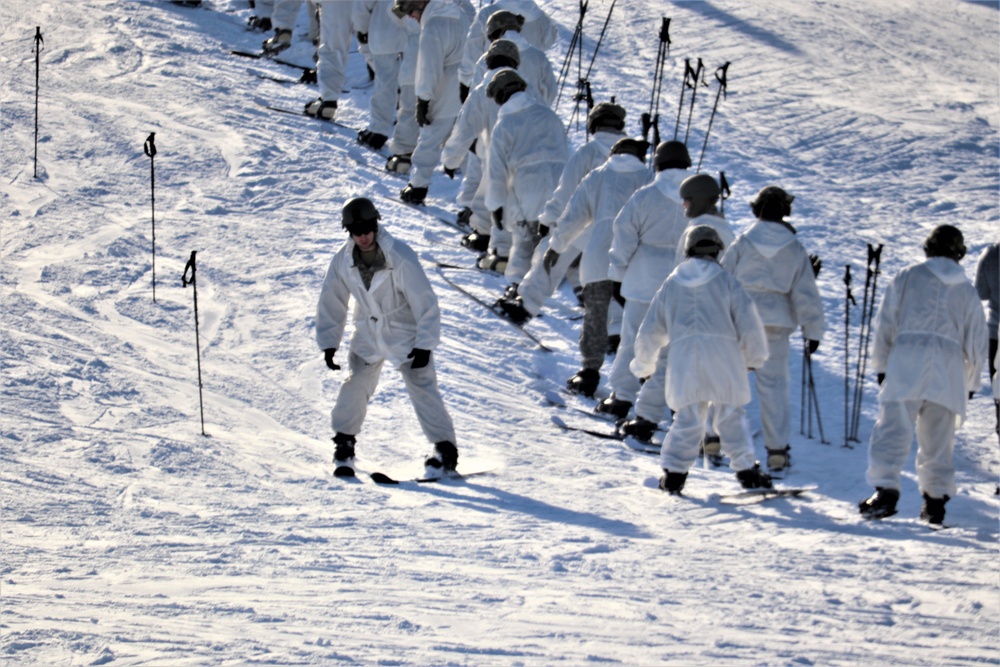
[1,0,998,665]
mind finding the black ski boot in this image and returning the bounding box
[456,207,473,228]
[497,296,532,325]
[659,469,688,495]
[595,395,631,420]
[919,492,949,525]
[566,368,600,398]
[858,487,900,519]
[736,463,773,489]
[425,440,459,476]
[701,435,724,467]
[400,184,428,205]
[357,130,388,150]
[332,432,357,478]
[621,416,657,443]
[386,154,412,174]
[461,231,490,252]
[766,445,791,472]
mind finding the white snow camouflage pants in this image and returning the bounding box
[660,402,756,474]
[866,399,958,498]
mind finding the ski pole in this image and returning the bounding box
[642,17,670,158]
[182,251,207,436]
[144,132,157,302]
[848,245,874,440]
[718,171,730,216]
[570,0,616,134]
[696,61,729,172]
[556,0,587,108]
[843,264,856,449]
[683,58,705,145]
[673,58,691,141]
[805,345,829,444]
[850,243,883,441]
[33,27,44,179]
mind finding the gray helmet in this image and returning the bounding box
[486,10,525,40]
[653,140,691,170]
[486,68,527,105]
[679,173,721,201]
[484,38,520,70]
[587,102,626,134]
[684,225,725,258]
[750,185,794,220]
[390,0,427,19]
[923,224,967,261]
[610,137,650,161]
[342,197,381,233]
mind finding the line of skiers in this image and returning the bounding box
[294,0,994,525]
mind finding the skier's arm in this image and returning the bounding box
[398,251,442,352]
[631,286,671,379]
[607,197,641,283]
[315,257,352,351]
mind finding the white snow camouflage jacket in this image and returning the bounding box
[548,153,651,285]
[316,230,441,369]
[872,256,988,422]
[458,0,558,87]
[631,258,769,410]
[721,220,825,341]
[608,168,690,302]
[484,91,569,223]
[414,0,471,120]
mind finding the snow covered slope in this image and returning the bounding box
[1,0,997,664]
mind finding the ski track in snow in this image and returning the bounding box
[1,0,997,665]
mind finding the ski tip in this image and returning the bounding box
[370,472,399,485]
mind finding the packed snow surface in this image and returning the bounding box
[1,0,998,665]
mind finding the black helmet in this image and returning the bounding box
[610,137,650,161]
[486,10,525,41]
[750,185,794,221]
[923,224,967,261]
[684,225,725,258]
[486,68,527,105]
[653,140,691,171]
[679,173,721,201]
[342,197,381,234]
[484,39,520,70]
[587,102,626,134]
[391,0,427,19]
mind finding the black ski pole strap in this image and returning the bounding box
[33,26,44,52]
[659,17,671,46]
[719,171,731,202]
[844,265,856,305]
[182,250,197,287]
[715,61,730,98]
[144,132,156,158]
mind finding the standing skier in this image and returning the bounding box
[631,226,772,494]
[720,186,825,472]
[859,225,987,524]
[316,198,459,478]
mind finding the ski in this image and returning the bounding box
[232,49,314,72]
[369,467,496,485]
[435,266,553,352]
[717,486,817,504]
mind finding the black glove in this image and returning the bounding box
[469,138,477,154]
[809,254,822,277]
[877,372,885,386]
[542,248,560,274]
[537,224,549,239]
[324,348,340,371]
[416,98,431,126]
[969,390,975,400]
[444,166,457,179]
[612,281,625,307]
[492,207,503,230]
[807,339,820,354]
[357,31,368,44]
[459,83,470,103]
[407,348,431,369]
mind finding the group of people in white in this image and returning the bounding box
[282,0,997,525]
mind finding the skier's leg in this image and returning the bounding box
[755,327,793,451]
[660,402,708,472]
[914,400,958,499]
[866,399,919,492]
[316,0,352,104]
[409,115,456,189]
[608,299,648,403]
[714,403,756,472]
[367,53,402,137]
[400,357,457,444]
[331,352,384,436]
[580,280,613,371]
